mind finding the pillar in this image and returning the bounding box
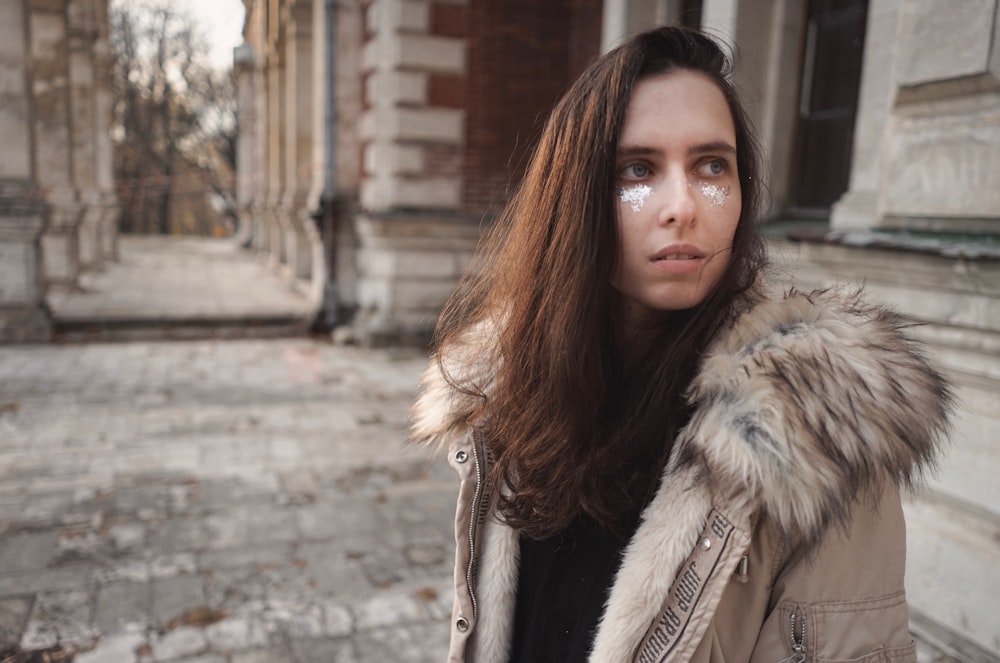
[355,0,474,344]
[92,0,118,260]
[0,0,51,342]
[266,0,287,266]
[67,0,102,269]
[281,0,318,284]
[829,0,902,231]
[30,0,83,291]
[247,0,271,252]
[234,42,259,247]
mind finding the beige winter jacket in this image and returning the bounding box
[411,289,951,663]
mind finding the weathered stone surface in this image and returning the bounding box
[151,576,205,627]
[0,598,32,649]
[0,531,59,574]
[905,493,1000,655]
[231,648,297,663]
[20,589,97,650]
[203,616,269,652]
[898,0,998,86]
[0,328,451,661]
[74,632,146,663]
[150,625,208,661]
[885,103,1000,220]
[94,582,151,634]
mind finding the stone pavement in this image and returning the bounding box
[0,338,454,662]
[46,237,314,341]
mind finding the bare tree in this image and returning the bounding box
[110,1,237,235]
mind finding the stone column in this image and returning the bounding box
[282,0,317,284]
[700,0,739,45]
[244,0,270,252]
[829,0,902,231]
[356,0,473,344]
[234,42,259,247]
[252,50,271,252]
[360,0,464,212]
[67,0,102,270]
[92,0,118,260]
[600,0,628,52]
[0,0,51,342]
[304,0,331,311]
[30,0,83,291]
[266,0,287,267]
[306,0,327,220]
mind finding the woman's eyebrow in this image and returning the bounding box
[616,145,659,159]
[688,141,737,156]
[616,141,737,158]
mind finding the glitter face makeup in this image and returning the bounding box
[698,183,730,207]
[619,184,653,212]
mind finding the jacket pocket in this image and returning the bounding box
[777,593,913,663]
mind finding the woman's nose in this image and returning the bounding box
[655,174,696,226]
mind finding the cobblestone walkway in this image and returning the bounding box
[0,339,453,662]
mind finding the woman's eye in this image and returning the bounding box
[699,159,727,177]
[621,163,650,179]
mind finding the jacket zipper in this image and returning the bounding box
[777,608,806,663]
[465,434,484,621]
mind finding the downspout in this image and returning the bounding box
[316,0,339,330]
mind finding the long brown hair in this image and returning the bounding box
[434,26,767,539]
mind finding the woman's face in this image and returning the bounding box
[612,70,741,329]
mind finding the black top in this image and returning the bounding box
[507,514,640,662]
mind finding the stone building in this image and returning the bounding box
[237,0,998,657]
[0,0,118,342]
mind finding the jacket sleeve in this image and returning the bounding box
[748,481,917,663]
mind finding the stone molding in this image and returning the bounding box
[352,211,481,345]
[359,0,467,212]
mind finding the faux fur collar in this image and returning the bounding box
[410,287,952,546]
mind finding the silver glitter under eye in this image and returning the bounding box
[699,183,730,207]
[618,184,653,212]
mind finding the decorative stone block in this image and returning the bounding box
[884,103,1000,220]
[364,141,425,175]
[366,70,427,107]
[398,33,465,74]
[898,0,998,87]
[351,212,481,344]
[360,105,464,143]
[360,174,460,210]
[366,0,432,35]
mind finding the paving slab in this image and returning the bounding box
[0,338,454,662]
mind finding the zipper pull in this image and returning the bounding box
[776,609,806,663]
[733,554,750,583]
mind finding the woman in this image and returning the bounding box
[411,26,950,663]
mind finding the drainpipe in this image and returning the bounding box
[316,0,339,330]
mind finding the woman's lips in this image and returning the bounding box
[650,245,705,274]
[650,255,704,274]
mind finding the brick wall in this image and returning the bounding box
[458,0,602,215]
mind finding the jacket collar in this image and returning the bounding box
[411,287,951,549]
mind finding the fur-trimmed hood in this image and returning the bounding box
[411,287,951,547]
